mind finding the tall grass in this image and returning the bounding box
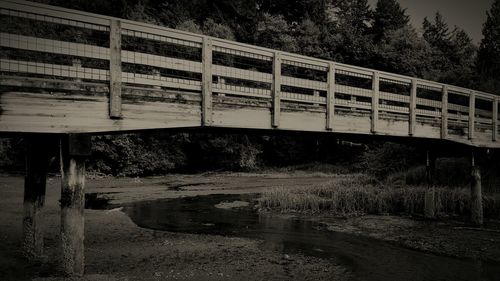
[258,174,500,218]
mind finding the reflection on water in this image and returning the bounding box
[123,194,500,281]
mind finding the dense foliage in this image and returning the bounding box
[2,0,498,176]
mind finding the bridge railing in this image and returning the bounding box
[0,0,499,145]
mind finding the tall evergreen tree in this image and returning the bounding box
[372,0,409,42]
[477,0,500,94]
[423,12,451,50]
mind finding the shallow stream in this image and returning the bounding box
[122,194,500,281]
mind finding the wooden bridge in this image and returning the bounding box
[0,0,493,276]
[1,0,499,148]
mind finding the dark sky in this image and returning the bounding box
[367,0,494,44]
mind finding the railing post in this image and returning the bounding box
[371,71,380,133]
[109,19,122,119]
[409,78,417,136]
[326,62,336,130]
[272,51,281,128]
[441,85,448,139]
[469,91,475,140]
[202,37,213,126]
[493,97,498,141]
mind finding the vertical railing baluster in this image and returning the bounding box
[441,85,448,139]
[469,91,475,140]
[272,51,281,128]
[409,79,417,136]
[371,71,380,133]
[202,37,213,126]
[326,62,335,130]
[109,19,122,119]
[493,97,498,141]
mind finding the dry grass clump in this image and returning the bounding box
[258,175,500,218]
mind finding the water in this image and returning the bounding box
[123,194,500,281]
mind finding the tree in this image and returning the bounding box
[421,12,476,86]
[423,12,451,51]
[322,0,375,64]
[295,18,324,58]
[254,13,298,52]
[374,26,432,77]
[477,0,500,94]
[372,0,409,42]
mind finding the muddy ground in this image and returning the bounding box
[1,173,500,280]
[0,173,348,281]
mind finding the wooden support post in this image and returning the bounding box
[441,85,448,139]
[326,62,335,130]
[272,51,282,128]
[60,134,91,276]
[424,150,436,219]
[202,37,213,126]
[409,79,417,136]
[371,71,380,133]
[109,19,122,119]
[470,150,483,225]
[469,91,475,140]
[493,97,498,141]
[22,137,50,261]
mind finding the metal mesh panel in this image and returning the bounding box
[0,10,110,82]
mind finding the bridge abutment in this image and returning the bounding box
[59,134,91,276]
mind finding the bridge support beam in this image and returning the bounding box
[59,134,91,276]
[470,150,483,225]
[22,136,51,261]
[424,150,436,219]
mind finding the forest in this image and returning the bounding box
[1,0,500,179]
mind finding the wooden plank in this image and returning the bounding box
[493,98,498,141]
[379,92,410,103]
[416,98,442,109]
[109,19,122,118]
[379,73,412,84]
[335,64,373,77]
[281,76,327,91]
[371,71,380,133]
[211,39,274,58]
[212,86,271,99]
[441,85,448,139]
[326,62,335,130]
[408,79,417,136]
[281,53,329,70]
[469,91,476,140]
[272,51,282,128]
[122,72,201,91]
[122,51,202,73]
[120,28,202,48]
[0,33,110,60]
[281,92,326,104]
[379,105,409,114]
[212,64,272,83]
[202,37,213,126]
[0,0,110,27]
[0,59,109,80]
[335,85,372,98]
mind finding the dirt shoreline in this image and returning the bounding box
[1,173,500,280]
[0,174,348,281]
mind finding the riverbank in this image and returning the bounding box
[1,172,500,280]
[0,173,348,281]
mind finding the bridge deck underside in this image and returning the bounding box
[0,78,498,148]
